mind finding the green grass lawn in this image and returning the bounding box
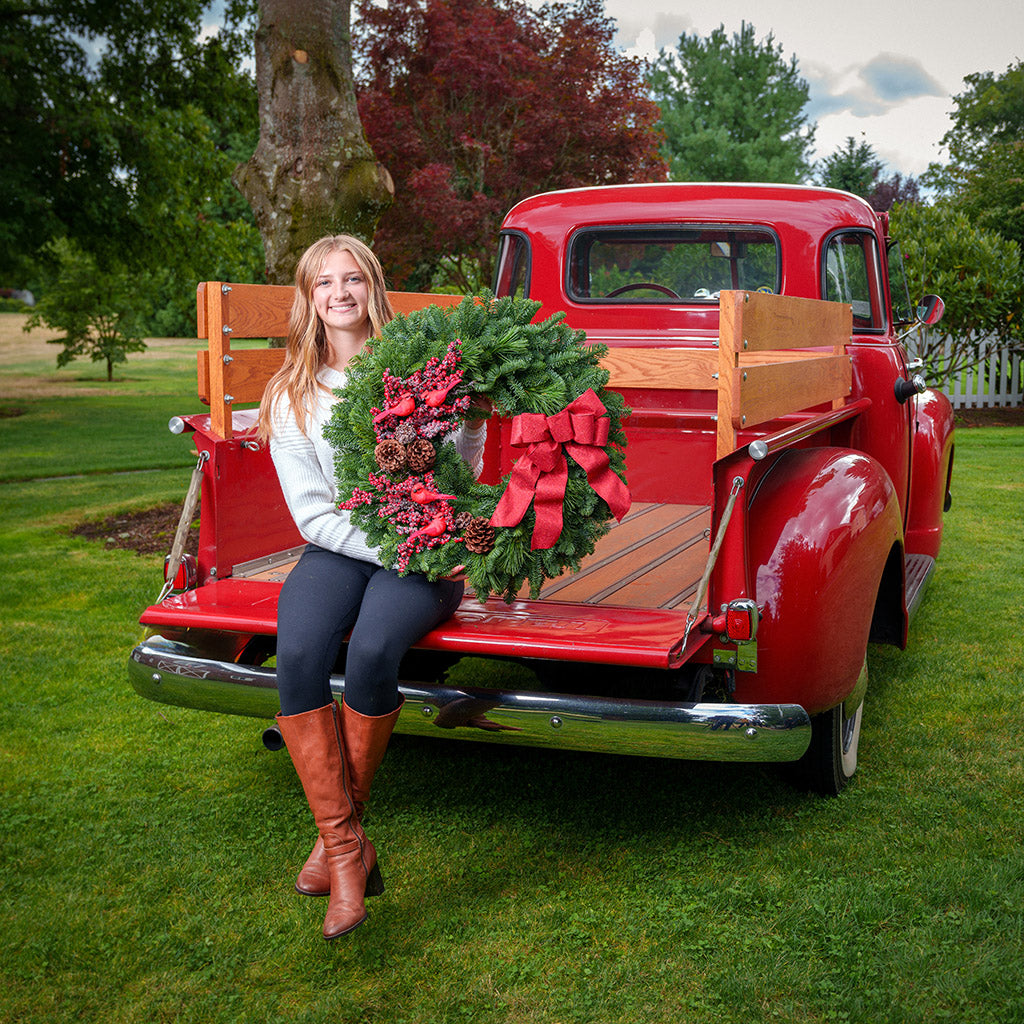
[1,337,1022,1023]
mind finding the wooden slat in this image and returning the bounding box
[198,285,465,338]
[196,281,471,438]
[716,290,853,457]
[390,291,464,315]
[205,282,231,439]
[719,289,852,354]
[602,347,716,391]
[198,349,286,404]
[717,338,738,459]
[529,503,710,608]
[215,282,293,340]
[236,502,712,612]
[733,354,852,430]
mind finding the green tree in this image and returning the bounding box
[649,21,815,183]
[818,136,883,197]
[818,136,921,212]
[890,200,1023,385]
[26,239,147,381]
[927,60,1024,250]
[0,0,263,333]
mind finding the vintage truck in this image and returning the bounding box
[128,183,953,795]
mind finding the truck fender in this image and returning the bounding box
[735,448,904,714]
[905,388,955,559]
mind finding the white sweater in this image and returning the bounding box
[269,365,486,565]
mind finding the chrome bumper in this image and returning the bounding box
[128,634,811,763]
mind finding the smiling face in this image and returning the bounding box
[312,248,371,348]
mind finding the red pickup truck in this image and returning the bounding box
[129,183,953,795]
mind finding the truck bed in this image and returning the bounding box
[141,502,713,670]
[239,501,710,608]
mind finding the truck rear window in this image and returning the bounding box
[567,226,780,303]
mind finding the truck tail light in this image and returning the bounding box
[164,553,198,592]
[709,598,759,643]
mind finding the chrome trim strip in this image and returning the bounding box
[233,544,308,579]
[904,553,935,623]
[128,634,811,763]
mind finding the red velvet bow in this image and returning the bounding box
[489,389,631,549]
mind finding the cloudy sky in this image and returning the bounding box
[607,0,1023,177]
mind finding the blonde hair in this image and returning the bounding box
[258,235,394,440]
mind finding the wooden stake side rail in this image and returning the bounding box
[717,290,852,457]
[237,502,712,611]
[195,281,853,455]
[196,282,464,439]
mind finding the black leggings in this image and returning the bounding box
[276,545,464,717]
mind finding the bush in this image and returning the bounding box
[890,200,1023,385]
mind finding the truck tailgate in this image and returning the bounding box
[140,503,712,669]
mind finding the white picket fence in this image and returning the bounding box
[908,336,1023,410]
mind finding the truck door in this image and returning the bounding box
[822,230,914,525]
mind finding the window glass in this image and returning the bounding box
[567,227,779,303]
[823,232,884,330]
[886,242,915,324]
[493,232,530,298]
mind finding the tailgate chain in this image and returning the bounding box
[156,449,209,604]
[681,475,745,650]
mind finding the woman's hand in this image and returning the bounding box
[466,394,494,430]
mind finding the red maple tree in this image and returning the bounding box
[354,0,667,290]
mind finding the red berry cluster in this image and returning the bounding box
[341,338,472,570]
[371,339,471,440]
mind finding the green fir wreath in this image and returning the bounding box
[324,294,629,603]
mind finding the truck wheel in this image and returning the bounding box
[791,699,862,796]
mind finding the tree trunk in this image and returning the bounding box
[234,0,393,285]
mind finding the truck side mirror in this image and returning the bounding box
[916,294,944,326]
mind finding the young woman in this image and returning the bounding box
[257,236,484,939]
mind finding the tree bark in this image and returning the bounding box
[234,0,393,285]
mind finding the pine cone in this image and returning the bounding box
[454,511,474,531]
[463,516,496,554]
[406,438,436,473]
[374,439,407,474]
[393,421,418,445]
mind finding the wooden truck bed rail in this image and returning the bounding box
[195,282,852,455]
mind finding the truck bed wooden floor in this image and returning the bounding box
[236,502,711,611]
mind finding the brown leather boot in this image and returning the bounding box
[276,701,382,939]
[294,698,404,898]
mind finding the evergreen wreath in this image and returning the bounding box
[324,295,630,603]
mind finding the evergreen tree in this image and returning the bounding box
[649,21,816,184]
[818,137,883,197]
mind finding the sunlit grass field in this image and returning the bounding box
[1,321,1022,1023]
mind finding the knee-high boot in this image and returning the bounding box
[294,698,404,898]
[276,701,382,939]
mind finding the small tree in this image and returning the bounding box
[26,240,147,381]
[889,201,1023,386]
[818,136,921,212]
[818,136,882,197]
[868,171,920,213]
